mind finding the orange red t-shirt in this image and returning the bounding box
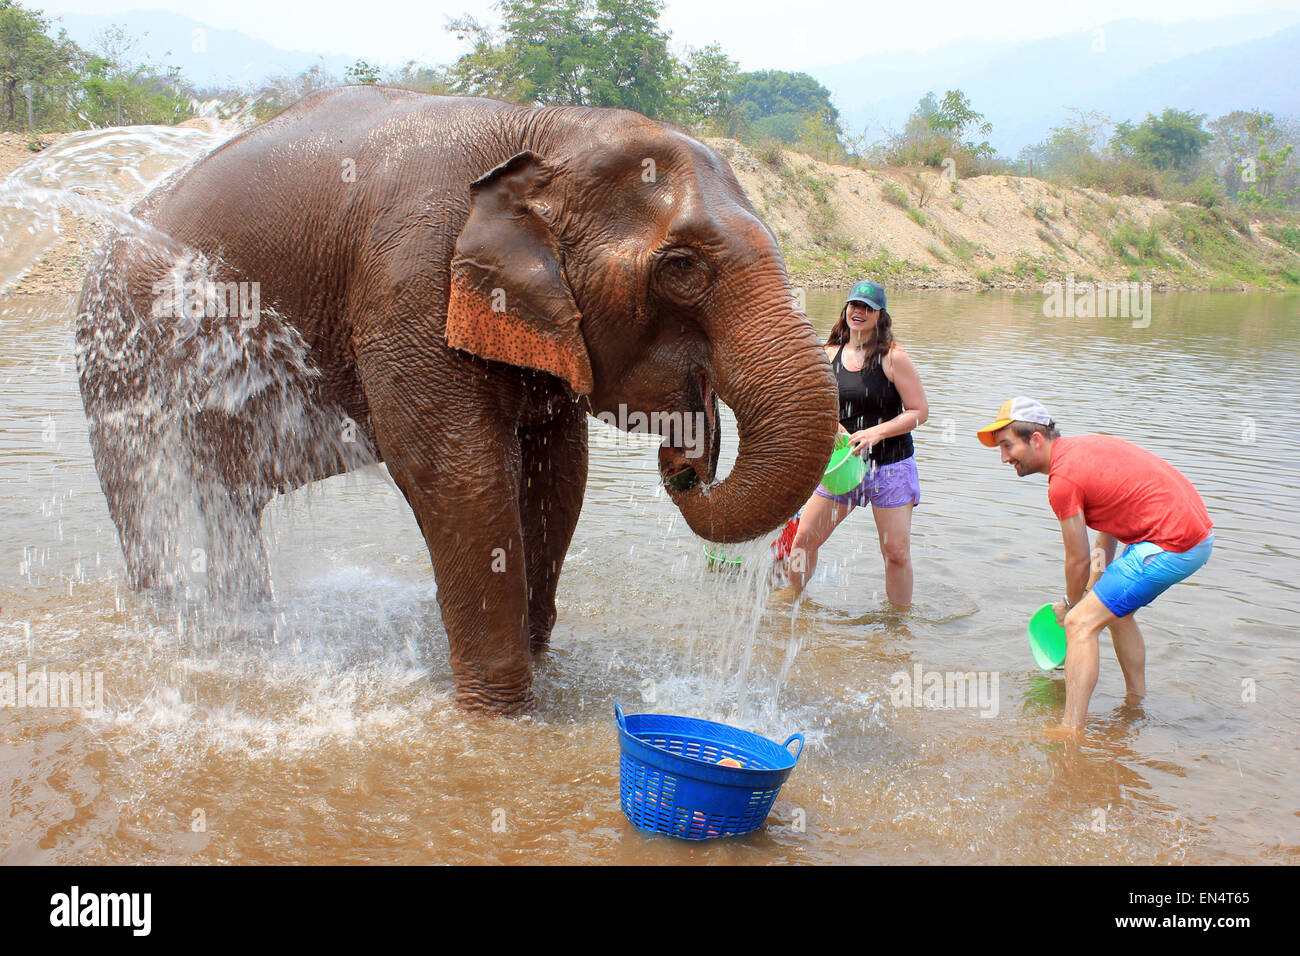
[1047,434,1212,553]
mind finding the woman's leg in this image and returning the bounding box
[782,491,854,597]
[871,502,914,608]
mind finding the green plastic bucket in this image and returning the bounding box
[702,543,743,569]
[1027,603,1068,670]
[820,434,867,495]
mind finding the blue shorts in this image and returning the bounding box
[1092,534,1213,618]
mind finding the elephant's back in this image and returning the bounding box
[133,89,523,298]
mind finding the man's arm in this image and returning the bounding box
[1059,512,1092,606]
[1088,531,1118,589]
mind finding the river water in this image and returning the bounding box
[1,127,1297,864]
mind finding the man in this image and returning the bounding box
[977,397,1213,733]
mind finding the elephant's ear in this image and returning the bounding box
[445,151,594,396]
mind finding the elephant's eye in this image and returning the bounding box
[656,250,710,303]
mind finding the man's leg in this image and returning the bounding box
[1108,614,1146,701]
[1061,591,1119,731]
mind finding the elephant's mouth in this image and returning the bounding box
[657,368,719,495]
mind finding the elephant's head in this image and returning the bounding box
[445,109,839,543]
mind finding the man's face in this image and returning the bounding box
[995,427,1039,476]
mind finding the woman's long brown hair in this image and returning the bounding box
[827,305,895,362]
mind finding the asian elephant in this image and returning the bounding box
[75,85,840,714]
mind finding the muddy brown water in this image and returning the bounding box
[1,129,1298,864]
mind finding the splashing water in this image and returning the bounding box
[0,123,233,292]
[5,118,379,604]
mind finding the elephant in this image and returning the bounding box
[74,85,840,714]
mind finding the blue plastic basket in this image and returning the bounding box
[615,703,805,840]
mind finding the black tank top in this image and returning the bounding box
[831,342,914,466]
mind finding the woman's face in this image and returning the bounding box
[846,300,879,333]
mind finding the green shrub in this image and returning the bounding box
[881,182,911,209]
[1268,226,1300,252]
[943,233,976,262]
[756,139,786,170]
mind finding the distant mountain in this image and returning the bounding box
[811,10,1300,154]
[48,9,355,90]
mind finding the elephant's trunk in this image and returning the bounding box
[667,264,840,544]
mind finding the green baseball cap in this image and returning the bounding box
[846,279,886,311]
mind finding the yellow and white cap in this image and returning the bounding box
[976,397,1054,447]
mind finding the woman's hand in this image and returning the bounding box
[848,426,885,456]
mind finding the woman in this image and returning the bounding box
[782,279,928,607]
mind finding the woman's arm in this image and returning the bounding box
[848,346,929,454]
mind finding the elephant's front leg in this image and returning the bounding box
[519,399,588,653]
[385,431,535,714]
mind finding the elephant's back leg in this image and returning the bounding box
[76,235,192,590]
[76,234,376,598]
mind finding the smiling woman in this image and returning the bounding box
[778,278,929,608]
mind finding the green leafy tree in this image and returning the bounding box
[678,41,739,134]
[796,109,843,163]
[888,89,994,172]
[732,69,839,144]
[74,26,192,127]
[0,0,79,131]
[1019,109,1113,178]
[345,59,382,85]
[445,0,680,119]
[385,60,452,94]
[586,0,675,116]
[1209,109,1299,209]
[1112,108,1212,175]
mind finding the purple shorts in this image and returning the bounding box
[815,455,921,509]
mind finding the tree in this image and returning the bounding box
[678,41,738,134]
[888,89,994,171]
[1112,108,1211,175]
[445,0,681,119]
[345,59,381,85]
[731,70,839,146]
[0,0,79,130]
[73,25,192,127]
[1209,109,1299,208]
[586,0,675,117]
[796,109,842,162]
[1019,109,1113,179]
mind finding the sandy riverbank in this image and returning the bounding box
[4,129,1298,297]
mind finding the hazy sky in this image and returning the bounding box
[30,0,1300,69]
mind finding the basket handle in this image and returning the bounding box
[783,733,805,762]
[615,702,626,730]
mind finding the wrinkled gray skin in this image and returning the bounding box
[75,86,839,714]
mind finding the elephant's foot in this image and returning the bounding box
[453,674,536,716]
[528,611,557,654]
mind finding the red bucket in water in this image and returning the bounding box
[772,514,799,561]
